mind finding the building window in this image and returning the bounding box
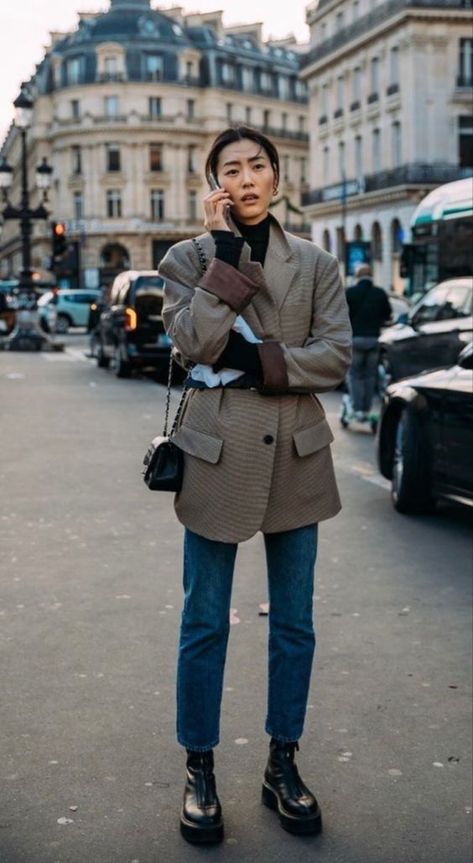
[392,121,401,167]
[300,157,307,183]
[186,60,193,80]
[187,145,197,173]
[323,145,330,181]
[104,96,119,118]
[281,112,288,130]
[71,99,80,119]
[104,56,118,78]
[355,135,363,180]
[149,143,163,172]
[106,143,121,172]
[226,103,233,122]
[279,76,290,100]
[389,46,400,86]
[188,190,198,221]
[458,38,473,86]
[66,57,82,85]
[338,141,346,178]
[459,115,473,167]
[320,22,327,42]
[352,0,359,20]
[263,109,270,129]
[242,67,254,90]
[336,11,344,30]
[186,99,195,120]
[283,154,290,182]
[321,82,329,117]
[370,56,379,95]
[106,190,122,218]
[149,97,162,119]
[150,189,165,221]
[295,80,307,100]
[336,75,344,112]
[372,128,381,171]
[352,67,361,105]
[145,54,163,81]
[73,191,83,220]
[245,106,252,125]
[221,62,235,85]
[71,145,82,175]
[260,71,272,93]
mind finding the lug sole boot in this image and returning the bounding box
[180,749,224,844]
[262,739,322,836]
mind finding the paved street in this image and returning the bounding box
[1,335,472,863]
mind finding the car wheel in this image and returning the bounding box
[378,352,393,397]
[111,344,131,378]
[55,313,71,334]
[97,342,110,368]
[391,409,433,513]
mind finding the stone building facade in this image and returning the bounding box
[0,0,309,287]
[300,0,472,290]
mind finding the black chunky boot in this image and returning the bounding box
[262,738,322,835]
[180,749,224,844]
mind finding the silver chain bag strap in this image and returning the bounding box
[142,239,207,491]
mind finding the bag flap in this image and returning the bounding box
[293,418,334,458]
[172,425,223,464]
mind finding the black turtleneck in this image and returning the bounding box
[209,216,271,381]
[211,214,271,269]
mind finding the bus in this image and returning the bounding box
[401,176,473,299]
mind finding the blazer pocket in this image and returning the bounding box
[293,418,334,458]
[172,425,223,464]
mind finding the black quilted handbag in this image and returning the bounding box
[142,354,188,492]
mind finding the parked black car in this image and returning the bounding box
[377,342,473,513]
[95,271,171,377]
[378,277,472,389]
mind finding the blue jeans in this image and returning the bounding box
[177,524,318,751]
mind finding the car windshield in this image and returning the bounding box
[411,285,451,325]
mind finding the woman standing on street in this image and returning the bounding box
[158,126,351,844]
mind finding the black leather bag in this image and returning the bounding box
[142,354,188,492]
[143,434,184,492]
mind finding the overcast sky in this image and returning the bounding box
[0,0,311,143]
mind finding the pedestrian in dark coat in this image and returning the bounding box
[345,264,392,420]
[158,126,352,844]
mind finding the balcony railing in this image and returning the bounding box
[386,83,400,95]
[302,162,473,205]
[301,0,470,68]
[350,100,361,111]
[367,92,379,104]
[96,72,126,83]
[334,108,344,118]
[456,75,473,87]
[319,114,328,125]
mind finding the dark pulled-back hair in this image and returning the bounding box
[205,125,280,184]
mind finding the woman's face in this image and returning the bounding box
[215,138,276,225]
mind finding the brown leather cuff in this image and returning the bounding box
[198,258,258,313]
[257,341,289,393]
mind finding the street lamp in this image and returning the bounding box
[0,87,55,350]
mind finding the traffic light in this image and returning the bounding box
[51,221,67,262]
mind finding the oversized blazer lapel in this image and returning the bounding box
[233,216,298,310]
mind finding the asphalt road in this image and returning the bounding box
[1,335,472,863]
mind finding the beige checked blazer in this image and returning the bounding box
[158,215,352,542]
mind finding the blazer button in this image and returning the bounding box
[263,434,274,445]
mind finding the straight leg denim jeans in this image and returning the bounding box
[176,524,318,751]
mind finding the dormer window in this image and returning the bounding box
[66,57,82,86]
[145,54,163,81]
[104,57,118,78]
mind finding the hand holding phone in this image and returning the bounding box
[205,172,232,230]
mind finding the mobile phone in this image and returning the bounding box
[208,172,221,191]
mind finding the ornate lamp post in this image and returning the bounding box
[0,88,55,350]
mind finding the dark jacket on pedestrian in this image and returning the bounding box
[346,278,392,338]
